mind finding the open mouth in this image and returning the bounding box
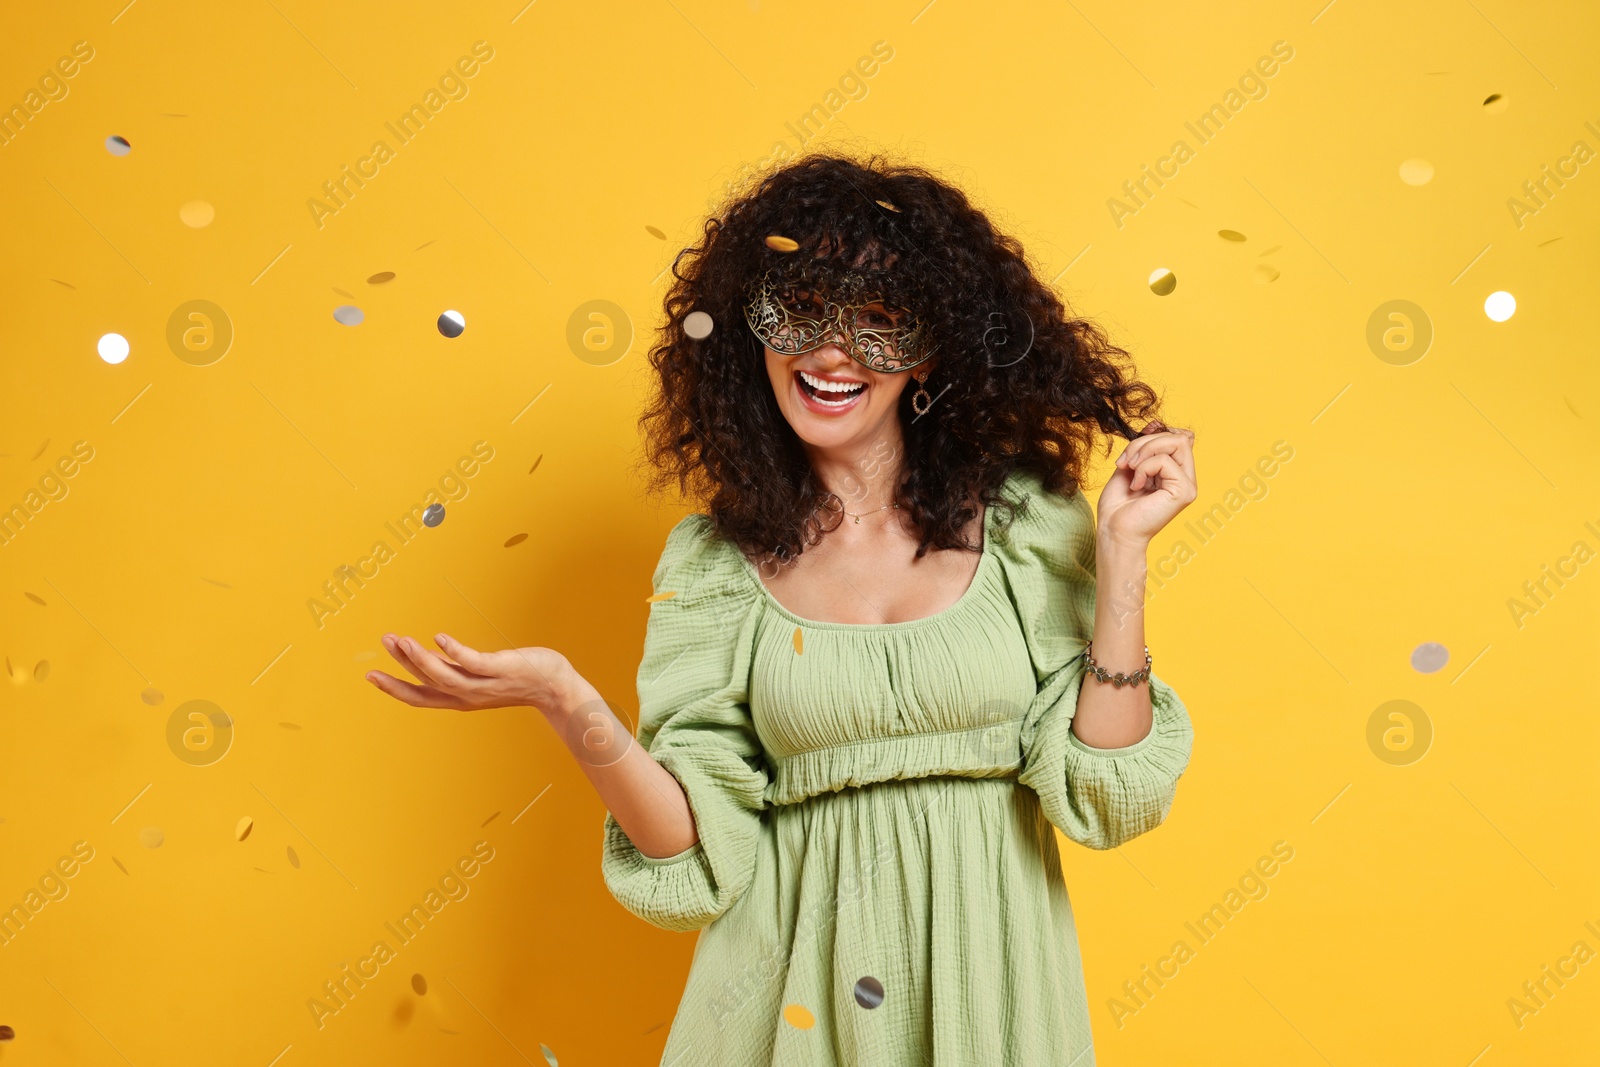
[794,369,867,411]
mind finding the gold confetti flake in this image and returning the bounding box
[646,591,678,603]
[411,973,428,995]
[504,533,529,547]
[279,721,301,730]
[287,845,301,868]
[540,1044,559,1066]
[765,235,800,252]
[529,455,543,474]
[873,199,899,212]
[139,827,164,849]
[1254,263,1281,284]
[31,439,49,461]
[1483,92,1508,114]
[1398,159,1434,186]
[481,811,499,827]
[792,627,804,655]
[236,816,253,841]
[24,592,45,606]
[782,1003,816,1029]
[112,857,129,875]
[368,271,396,284]
[1217,229,1246,242]
[645,225,666,239]
[179,200,215,228]
[33,660,49,682]
[1148,268,1176,296]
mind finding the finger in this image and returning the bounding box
[1167,427,1196,478]
[382,634,445,685]
[383,632,479,681]
[1128,450,1177,494]
[1131,452,1193,499]
[1133,431,1195,483]
[1120,431,1180,475]
[393,635,478,691]
[433,633,499,678]
[365,669,468,710]
[1149,430,1196,484]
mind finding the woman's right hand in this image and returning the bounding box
[366,632,577,716]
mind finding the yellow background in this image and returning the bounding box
[2,0,1597,1063]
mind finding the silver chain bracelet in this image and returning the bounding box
[1082,642,1152,688]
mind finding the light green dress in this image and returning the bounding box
[602,469,1194,1066]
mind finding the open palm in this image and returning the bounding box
[365,632,573,713]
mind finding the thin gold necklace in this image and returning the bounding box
[842,501,901,524]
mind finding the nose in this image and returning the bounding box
[811,339,855,370]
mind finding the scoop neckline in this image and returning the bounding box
[735,501,998,631]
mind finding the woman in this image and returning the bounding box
[367,152,1198,1065]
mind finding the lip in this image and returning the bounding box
[793,369,868,416]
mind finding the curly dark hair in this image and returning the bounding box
[636,150,1171,566]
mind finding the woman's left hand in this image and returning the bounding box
[1097,422,1198,547]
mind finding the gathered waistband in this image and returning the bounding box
[761,719,1027,807]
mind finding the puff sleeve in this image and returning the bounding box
[994,472,1195,851]
[600,514,769,932]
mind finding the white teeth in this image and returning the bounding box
[799,370,866,395]
[809,391,858,407]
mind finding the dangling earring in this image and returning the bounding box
[910,366,934,417]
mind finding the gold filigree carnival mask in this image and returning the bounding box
[743,267,935,374]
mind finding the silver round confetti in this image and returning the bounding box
[422,503,445,528]
[683,311,714,339]
[333,305,364,326]
[105,135,131,156]
[437,310,466,338]
[853,976,884,1009]
[1410,642,1449,673]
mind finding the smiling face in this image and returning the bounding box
[763,336,919,452]
[754,269,935,454]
